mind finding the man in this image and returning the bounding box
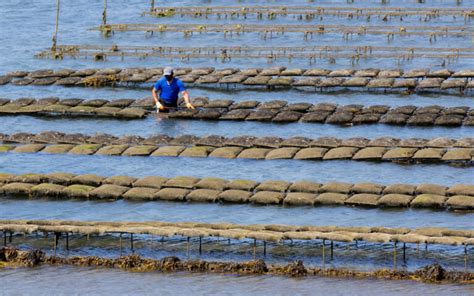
[152,67,194,112]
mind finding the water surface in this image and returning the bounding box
[2,266,472,296]
[0,0,473,293]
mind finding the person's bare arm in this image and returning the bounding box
[182,90,194,109]
[152,88,163,111]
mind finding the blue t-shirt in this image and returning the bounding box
[153,77,185,104]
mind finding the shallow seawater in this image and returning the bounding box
[2,84,474,107]
[1,153,473,185]
[1,0,473,293]
[1,198,473,229]
[1,266,473,296]
[1,0,474,71]
[2,115,474,139]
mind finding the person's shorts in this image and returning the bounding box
[158,98,178,111]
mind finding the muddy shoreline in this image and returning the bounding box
[1,247,473,284]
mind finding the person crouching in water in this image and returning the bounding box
[152,66,194,112]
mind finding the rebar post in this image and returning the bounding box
[51,0,60,52]
[102,0,107,26]
[119,233,123,256]
[186,237,190,258]
[330,240,334,261]
[322,239,326,269]
[199,236,202,255]
[393,241,397,271]
[465,245,468,272]
[253,239,257,260]
[66,232,69,251]
[403,243,406,262]
[53,233,59,256]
